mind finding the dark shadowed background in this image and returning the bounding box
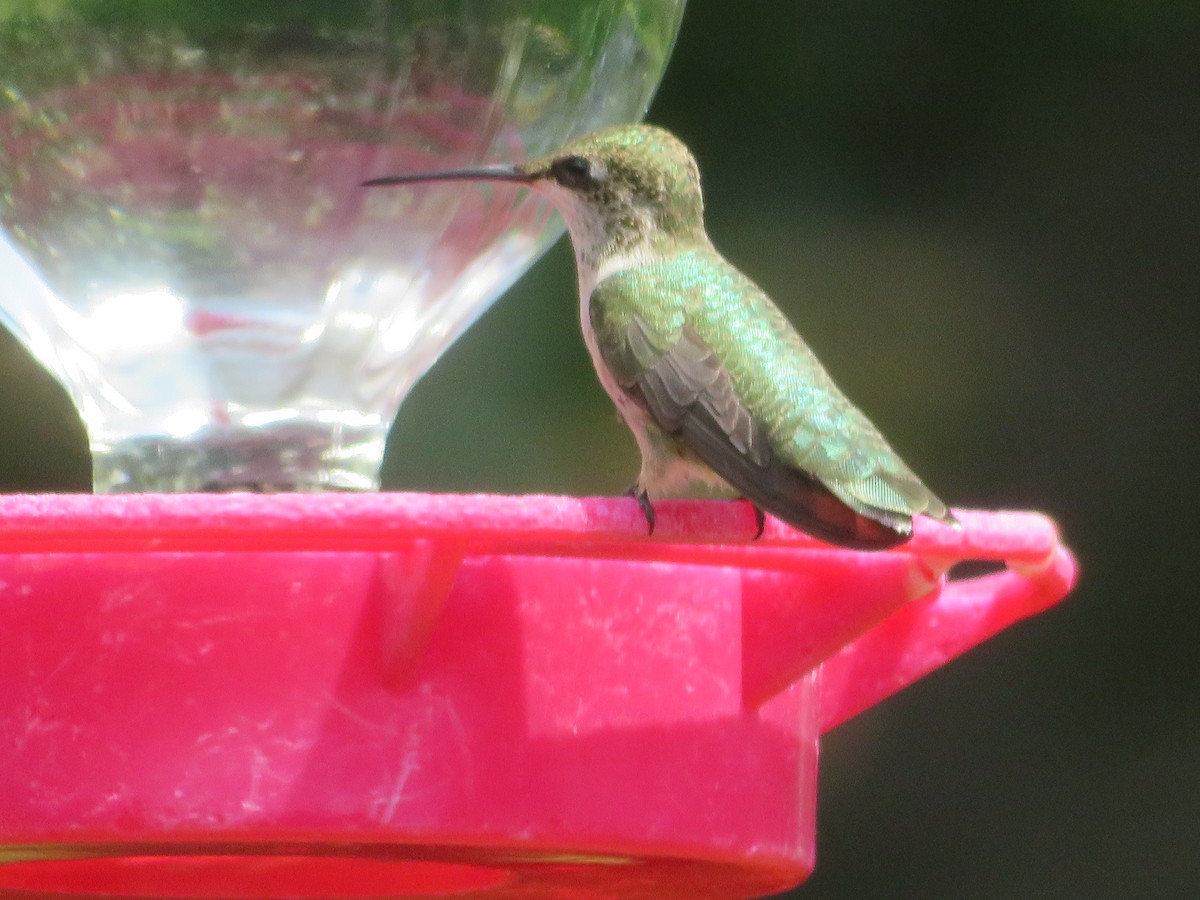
[2,2,1197,897]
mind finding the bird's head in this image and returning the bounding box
[365,124,708,270]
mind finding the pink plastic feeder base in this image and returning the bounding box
[0,493,1076,899]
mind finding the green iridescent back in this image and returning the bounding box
[589,246,953,523]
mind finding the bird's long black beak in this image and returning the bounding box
[362,164,535,188]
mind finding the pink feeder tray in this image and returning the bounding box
[0,493,1076,899]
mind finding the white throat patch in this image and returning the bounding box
[540,183,655,297]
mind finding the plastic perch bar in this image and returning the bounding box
[0,493,1076,900]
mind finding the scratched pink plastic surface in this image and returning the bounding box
[0,493,1076,899]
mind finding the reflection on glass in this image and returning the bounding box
[0,0,686,491]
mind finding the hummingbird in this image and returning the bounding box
[365,125,957,549]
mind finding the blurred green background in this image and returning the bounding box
[2,1,1197,896]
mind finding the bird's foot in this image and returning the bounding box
[625,486,656,536]
[742,499,766,540]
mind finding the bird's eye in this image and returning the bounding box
[551,155,604,189]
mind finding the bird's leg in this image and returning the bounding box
[625,486,656,536]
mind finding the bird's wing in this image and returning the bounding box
[618,315,770,468]
[589,252,953,548]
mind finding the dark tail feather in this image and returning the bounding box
[750,466,912,550]
[677,403,914,549]
[685,433,912,548]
